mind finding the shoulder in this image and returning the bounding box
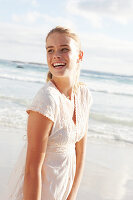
[27,82,58,114]
[33,81,59,103]
[26,82,58,122]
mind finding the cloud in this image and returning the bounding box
[31,0,38,7]
[0,21,133,74]
[67,0,133,27]
[12,11,40,23]
[11,11,75,29]
[17,0,39,6]
[79,32,133,74]
[0,22,46,63]
[0,16,133,75]
[0,17,75,64]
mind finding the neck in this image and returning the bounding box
[51,77,75,98]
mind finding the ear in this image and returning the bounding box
[77,50,83,63]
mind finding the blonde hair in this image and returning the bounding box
[46,26,82,93]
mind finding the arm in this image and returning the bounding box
[67,125,88,200]
[23,111,54,200]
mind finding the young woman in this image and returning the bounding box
[7,26,93,200]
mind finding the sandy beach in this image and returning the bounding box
[1,126,133,200]
[77,138,133,200]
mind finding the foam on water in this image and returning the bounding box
[0,59,133,144]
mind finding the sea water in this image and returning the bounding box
[0,59,133,144]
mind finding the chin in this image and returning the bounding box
[52,72,67,78]
[51,68,68,77]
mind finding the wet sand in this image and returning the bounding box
[1,127,133,200]
[77,138,133,200]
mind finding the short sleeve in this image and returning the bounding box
[26,87,56,122]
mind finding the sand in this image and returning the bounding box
[77,138,133,200]
[0,127,133,200]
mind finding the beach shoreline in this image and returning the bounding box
[1,126,133,200]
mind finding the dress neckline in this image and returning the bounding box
[49,80,74,103]
[48,80,78,127]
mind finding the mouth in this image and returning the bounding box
[52,62,66,69]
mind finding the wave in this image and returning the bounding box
[1,73,133,97]
[2,93,132,128]
[87,128,133,145]
[1,59,133,98]
[81,69,133,80]
[91,112,133,127]
[0,95,30,106]
[0,110,27,130]
[0,74,45,84]
[1,58,133,78]
[91,88,133,97]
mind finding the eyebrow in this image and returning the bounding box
[46,44,69,49]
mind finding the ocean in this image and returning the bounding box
[0,59,133,144]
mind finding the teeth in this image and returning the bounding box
[53,63,65,67]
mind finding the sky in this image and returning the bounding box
[0,0,133,75]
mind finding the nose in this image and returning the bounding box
[53,51,61,59]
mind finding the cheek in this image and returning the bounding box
[47,54,51,63]
[63,52,69,60]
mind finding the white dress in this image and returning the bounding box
[7,80,93,200]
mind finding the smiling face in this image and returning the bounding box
[46,32,80,79]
